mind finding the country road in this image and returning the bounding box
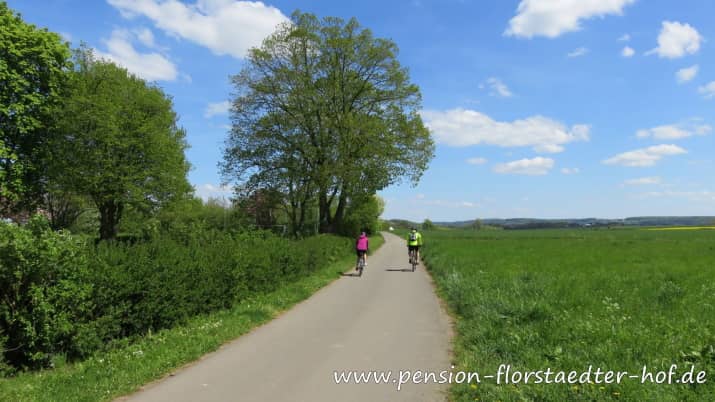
[120,232,453,402]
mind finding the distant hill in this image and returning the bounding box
[386,216,715,230]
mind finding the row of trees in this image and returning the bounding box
[221,12,434,236]
[2,5,433,238]
[1,2,190,239]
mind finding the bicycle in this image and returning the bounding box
[409,248,418,272]
[357,252,366,277]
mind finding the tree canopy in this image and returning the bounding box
[52,48,191,239]
[422,219,435,230]
[0,1,71,213]
[222,11,434,234]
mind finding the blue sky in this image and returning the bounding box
[8,0,715,221]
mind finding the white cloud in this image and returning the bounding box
[603,144,687,167]
[618,34,631,42]
[494,157,554,175]
[624,176,662,185]
[484,77,513,98]
[621,46,635,57]
[107,0,289,59]
[648,21,702,59]
[95,29,178,81]
[676,65,699,83]
[695,124,713,135]
[505,0,636,39]
[194,183,233,201]
[534,144,565,153]
[567,47,589,58]
[134,27,156,48]
[204,100,231,118]
[466,157,488,165]
[636,122,711,140]
[636,126,687,140]
[421,108,589,153]
[561,167,580,175]
[699,81,715,99]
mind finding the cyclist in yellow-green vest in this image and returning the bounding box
[406,227,423,263]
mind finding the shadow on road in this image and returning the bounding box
[385,268,413,272]
[340,272,362,277]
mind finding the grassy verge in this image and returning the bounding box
[0,234,383,402]
[422,229,715,401]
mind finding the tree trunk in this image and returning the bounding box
[332,190,348,234]
[98,200,122,240]
[288,200,298,237]
[318,191,331,233]
[297,199,307,236]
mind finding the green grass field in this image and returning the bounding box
[422,228,715,401]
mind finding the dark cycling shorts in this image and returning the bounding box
[356,249,367,257]
[408,245,420,252]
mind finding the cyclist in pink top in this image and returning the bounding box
[355,232,369,271]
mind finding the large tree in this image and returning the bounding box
[0,2,71,214]
[222,11,434,234]
[52,48,191,240]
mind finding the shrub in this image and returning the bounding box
[86,231,240,341]
[88,230,349,341]
[340,195,383,236]
[83,230,351,343]
[1,220,352,374]
[0,216,93,370]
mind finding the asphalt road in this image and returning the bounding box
[120,232,453,402]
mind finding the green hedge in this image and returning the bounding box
[0,219,350,372]
[0,217,93,372]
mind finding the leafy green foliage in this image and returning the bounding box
[422,219,435,230]
[0,2,71,212]
[222,11,434,235]
[43,187,90,230]
[147,196,249,241]
[86,230,349,352]
[0,236,381,401]
[0,216,93,370]
[51,48,191,240]
[470,218,482,230]
[423,228,715,401]
[1,218,351,373]
[341,194,384,236]
[0,140,22,205]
